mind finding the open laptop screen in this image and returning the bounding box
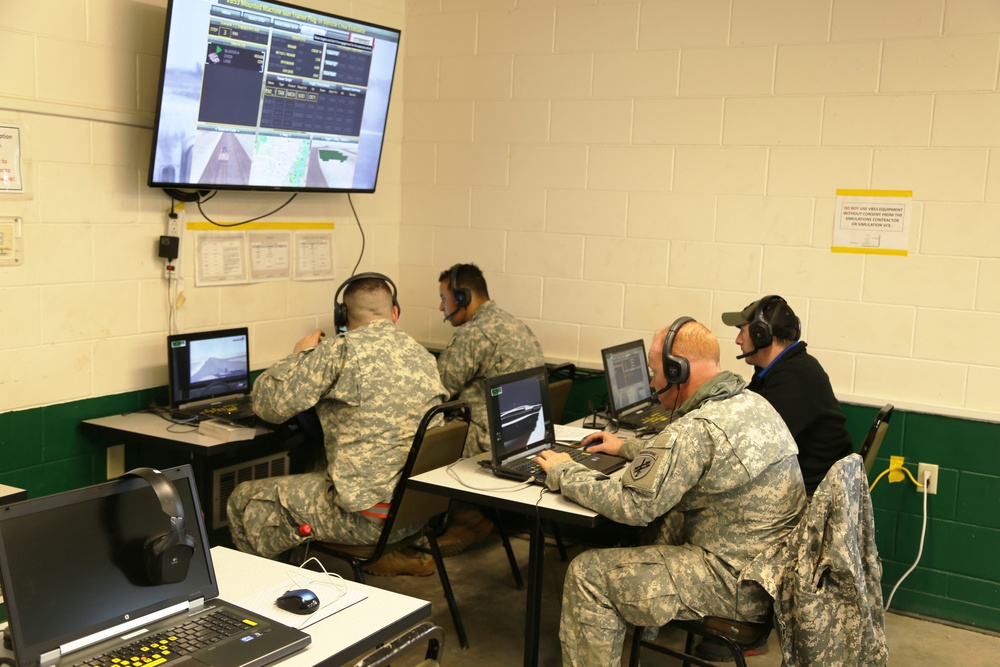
[0,467,216,666]
[601,339,656,417]
[168,327,250,409]
[484,366,556,463]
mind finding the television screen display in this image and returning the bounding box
[148,0,401,193]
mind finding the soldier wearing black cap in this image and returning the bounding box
[721,295,853,496]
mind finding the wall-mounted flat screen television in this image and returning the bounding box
[147,0,401,193]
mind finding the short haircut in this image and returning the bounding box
[344,276,394,321]
[658,320,720,366]
[438,262,489,299]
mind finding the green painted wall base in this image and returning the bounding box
[2,379,999,633]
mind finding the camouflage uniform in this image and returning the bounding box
[227,319,447,558]
[437,300,544,457]
[741,454,888,666]
[544,371,807,667]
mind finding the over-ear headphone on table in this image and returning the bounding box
[333,272,400,331]
[662,316,695,388]
[746,295,801,351]
[122,467,195,585]
[448,264,472,310]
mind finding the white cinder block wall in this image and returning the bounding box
[2,0,999,424]
[398,0,1000,422]
[0,0,407,412]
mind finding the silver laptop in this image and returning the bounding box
[0,465,310,667]
[601,339,671,432]
[167,327,255,422]
[484,366,626,484]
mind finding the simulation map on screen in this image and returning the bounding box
[149,0,400,192]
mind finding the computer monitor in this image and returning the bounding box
[167,327,250,410]
[484,366,556,462]
[601,339,656,418]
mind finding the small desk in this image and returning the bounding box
[211,547,431,667]
[407,454,606,667]
[0,547,430,667]
[82,412,280,534]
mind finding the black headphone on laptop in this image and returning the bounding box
[122,468,195,585]
[448,264,472,310]
[747,295,801,351]
[662,316,694,388]
[333,272,400,331]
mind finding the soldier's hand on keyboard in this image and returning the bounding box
[533,449,573,473]
[581,431,623,456]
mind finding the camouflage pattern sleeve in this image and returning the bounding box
[251,339,346,425]
[546,427,710,526]
[437,327,483,398]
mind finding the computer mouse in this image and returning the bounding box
[275,588,319,614]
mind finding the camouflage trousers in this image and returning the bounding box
[226,471,418,558]
[559,544,771,667]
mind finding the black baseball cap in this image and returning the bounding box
[722,296,801,341]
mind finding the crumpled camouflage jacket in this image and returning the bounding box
[741,453,888,666]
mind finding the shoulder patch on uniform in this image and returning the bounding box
[630,451,659,481]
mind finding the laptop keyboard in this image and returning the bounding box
[75,610,262,667]
[508,446,596,478]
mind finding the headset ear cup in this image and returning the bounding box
[748,319,772,350]
[144,531,195,585]
[661,316,694,386]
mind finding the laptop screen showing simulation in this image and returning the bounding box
[168,327,250,409]
[0,467,216,666]
[485,366,556,465]
[601,339,656,418]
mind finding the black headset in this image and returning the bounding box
[448,264,472,310]
[747,295,801,351]
[662,316,694,387]
[122,468,195,585]
[333,272,400,331]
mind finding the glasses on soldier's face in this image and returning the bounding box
[647,364,656,380]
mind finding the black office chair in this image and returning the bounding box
[308,401,472,648]
[628,617,766,667]
[858,404,894,476]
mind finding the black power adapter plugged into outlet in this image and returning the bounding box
[158,235,179,260]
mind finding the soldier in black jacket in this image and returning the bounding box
[722,295,854,495]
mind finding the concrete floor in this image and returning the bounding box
[307,528,1000,666]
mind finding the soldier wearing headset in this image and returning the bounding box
[533,318,805,667]
[722,295,853,496]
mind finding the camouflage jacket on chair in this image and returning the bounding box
[741,453,889,666]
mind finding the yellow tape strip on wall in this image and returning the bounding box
[184,222,335,231]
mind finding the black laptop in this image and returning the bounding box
[484,366,626,484]
[0,465,310,667]
[167,327,255,422]
[601,339,671,432]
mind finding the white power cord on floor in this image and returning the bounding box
[885,470,931,611]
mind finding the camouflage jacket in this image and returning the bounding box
[741,454,888,666]
[252,319,447,513]
[437,300,544,456]
[547,371,807,604]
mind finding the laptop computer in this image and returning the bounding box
[0,465,311,667]
[484,366,626,484]
[601,339,671,432]
[168,327,255,422]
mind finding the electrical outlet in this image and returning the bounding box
[918,462,939,494]
[889,455,905,483]
[167,210,185,239]
[165,210,184,279]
